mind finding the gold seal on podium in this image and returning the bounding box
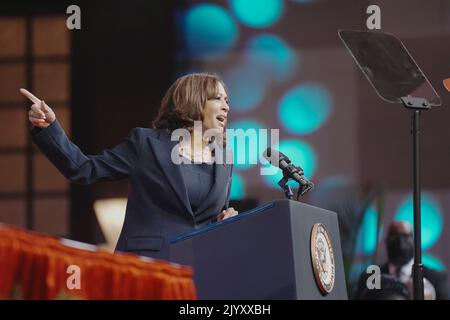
[310,223,336,295]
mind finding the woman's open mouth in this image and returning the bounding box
[216,115,227,128]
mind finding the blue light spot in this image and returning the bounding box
[182,4,238,59]
[423,253,447,272]
[230,172,245,200]
[229,0,284,28]
[279,83,332,135]
[355,205,380,256]
[262,139,317,189]
[394,193,443,250]
[245,34,300,83]
[227,120,267,170]
[223,65,267,113]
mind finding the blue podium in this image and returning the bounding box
[169,200,347,300]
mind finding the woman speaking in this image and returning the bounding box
[20,73,237,260]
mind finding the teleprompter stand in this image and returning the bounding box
[339,30,443,300]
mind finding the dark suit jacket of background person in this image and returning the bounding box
[31,119,233,260]
[380,263,449,300]
[354,263,449,300]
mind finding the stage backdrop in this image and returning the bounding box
[174,0,450,292]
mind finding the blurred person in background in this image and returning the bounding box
[356,274,410,300]
[354,221,448,299]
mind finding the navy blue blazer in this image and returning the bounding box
[31,119,233,260]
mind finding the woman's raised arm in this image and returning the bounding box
[20,88,142,185]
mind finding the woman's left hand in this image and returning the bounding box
[217,207,238,221]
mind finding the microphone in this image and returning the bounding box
[263,147,314,195]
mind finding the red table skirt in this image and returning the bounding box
[0,225,196,300]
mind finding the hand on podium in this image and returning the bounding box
[217,207,238,221]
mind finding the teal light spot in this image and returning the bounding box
[223,65,267,113]
[394,193,443,250]
[262,139,317,189]
[227,120,267,170]
[423,253,447,272]
[230,172,245,200]
[278,83,332,135]
[229,0,283,28]
[182,4,238,59]
[245,34,300,83]
[355,205,379,256]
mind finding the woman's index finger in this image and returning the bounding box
[19,88,41,104]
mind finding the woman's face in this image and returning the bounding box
[202,82,229,133]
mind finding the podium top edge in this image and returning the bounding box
[170,200,337,244]
[170,201,276,244]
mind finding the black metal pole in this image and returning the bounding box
[412,110,424,300]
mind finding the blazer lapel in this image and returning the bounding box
[195,153,229,215]
[146,132,194,217]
